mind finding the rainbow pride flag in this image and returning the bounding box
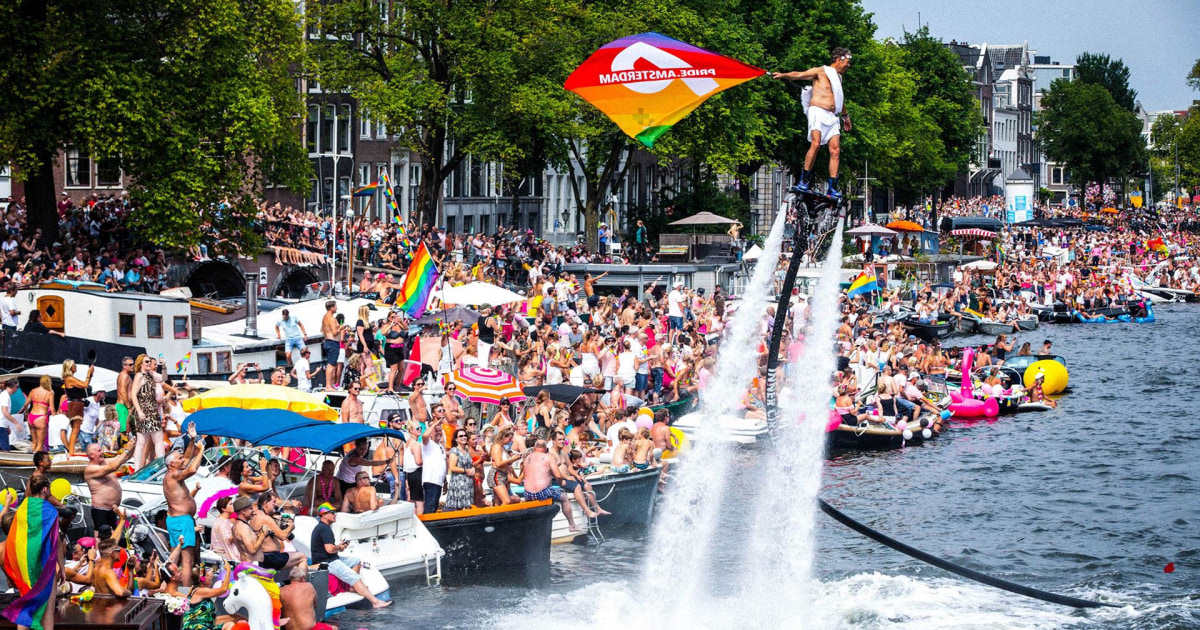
[2,498,60,630]
[379,169,413,249]
[352,182,379,197]
[846,272,880,298]
[395,242,439,318]
[175,352,191,374]
[565,32,764,147]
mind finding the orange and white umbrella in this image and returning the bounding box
[443,367,525,405]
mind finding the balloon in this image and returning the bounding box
[0,487,16,507]
[980,383,993,396]
[895,420,907,432]
[921,428,933,439]
[919,418,931,428]
[635,417,652,430]
[902,429,914,440]
[51,478,72,502]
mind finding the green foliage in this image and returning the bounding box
[1175,108,1200,190]
[0,0,308,249]
[1190,58,1200,92]
[1075,52,1138,112]
[1036,78,1146,187]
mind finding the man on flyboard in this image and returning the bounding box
[772,47,852,200]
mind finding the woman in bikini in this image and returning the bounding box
[23,375,54,451]
[62,359,94,455]
[488,428,522,505]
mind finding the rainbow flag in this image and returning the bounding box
[175,352,191,374]
[352,182,379,197]
[564,32,764,147]
[2,498,60,630]
[395,242,439,318]
[379,169,413,249]
[846,272,880,298]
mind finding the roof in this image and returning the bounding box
[189,408,406,452]
[986,43,1029,70]
[1008,167,1034,181]
[201,296,379,347]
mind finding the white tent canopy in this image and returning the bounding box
[20,364,120,393]
[440,282,525,306]
[743,244,764,261]
[960,259,998,271]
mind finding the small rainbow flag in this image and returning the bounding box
[2,497,60,630]
[379,169,413,249]
[395,242,439,318]
[175,352,191,374]
[352,182,379,197]
[846,272,880,298]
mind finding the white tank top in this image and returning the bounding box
[403,440,420,473]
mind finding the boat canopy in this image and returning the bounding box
[190,408,405,452]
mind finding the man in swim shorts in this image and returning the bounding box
[116,356,134,433]
[163,426,204,586]
[771,47,853,199]
[523,440,582,532]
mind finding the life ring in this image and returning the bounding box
[1023,360,1068,395]
[662,427,690,460]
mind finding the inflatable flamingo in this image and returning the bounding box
[949,348,999,418]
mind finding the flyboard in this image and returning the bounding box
[758,195,1116,610]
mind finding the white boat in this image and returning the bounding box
[292,502,444,582]
[673,411,768,444]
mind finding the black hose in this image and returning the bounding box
[817,498,1118,608]
[757,199,1116,609]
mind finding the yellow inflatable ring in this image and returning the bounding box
[1023,360,1069,396]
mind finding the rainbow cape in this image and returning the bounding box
[846,272,880,298]
[564,32,764,147]
[395,242,439,318]
[2,498,60,630]
[379,169,413,249]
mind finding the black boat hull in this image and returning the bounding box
[901,318,955,341]
[420,502,559,583]
[590,467,662,528]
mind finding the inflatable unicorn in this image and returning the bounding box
[223,563,282,630]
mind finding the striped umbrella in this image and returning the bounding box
[443,367,526,405]
[950,228,997,239]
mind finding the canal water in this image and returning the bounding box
[341,304,1199,629]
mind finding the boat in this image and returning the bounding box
[0,450,89,474]
[900,316,955,341]
[418,500,559,581]
[585,466,662,528]
[672,411,768,444]
[1015,315,1038,331]
[956,312,979,334]
[826,413,944,450]
[291,501,444,582]
[975,319,1015,336]
[650,394,698,420]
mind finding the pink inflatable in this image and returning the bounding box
[949,347,999,417]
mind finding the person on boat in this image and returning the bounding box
[442,429,475,511]
[163,424,204,586]
[21,374,54,452]
[230,457,272,498]
[131,354,166,470]
[1016,342,1033,357]
[335,438,390,495]
[22,309,65,337]
[231,495,282,571]
[83,440,135,538]
[46,402,71,454]
[210,496,241,561]
[489,397,514,430]
[409,378,430,427]
[321,300,341,390]
[251,492,307,573]
[308,504,390,608]
[61,359,93,455]
[279,564,318,630]
[342,471,382,514]
[610,429,635,474]
[631,428,656,471]
[440,381,465,425]
[380,310,407,391]
[488,427,522,505]
[523,439,581,532]
[67,536,132,598]
[228,362,265,385]
[341,382,365,423]
[161,558,235,630]
[275,308,309,367]
[304,461,343,515]
[374,415,405,503]
[1029,372,1058,409]
[421,407,449,513]
[0,379,29,445]
[649,409,676,456]
[564,450,608,517]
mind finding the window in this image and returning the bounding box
[118,313,135,337]
[307,105,319,153]
[96,158,122,187]
[358,164,370,186]
[323,178,334,209]
[447,216,456,233]
[360,114,372,139]
[65,149,90,187]
[322,105,335,155]
[480,215,490,234]
[338,104,352,153]
[376,119,387,138]
[197,353,213,375]
[464,215,474,233]
[147,315,163,339]
[174,316,189,339]
[339,177,351,204]
[216,352,232,374]
[308,179,319,209]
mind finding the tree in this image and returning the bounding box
[1036,79,1145,190]
[0,0,309,247]
[1188,57,1200,92]
[1076,52,1138,112]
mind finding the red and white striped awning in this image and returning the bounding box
[950,228,997,239]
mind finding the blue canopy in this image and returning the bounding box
[189,408,405,453]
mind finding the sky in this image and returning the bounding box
[860,0,1199,111]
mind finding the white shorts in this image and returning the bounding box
[806,106,840,145]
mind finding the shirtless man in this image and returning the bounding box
[304,460,343,513]
[280,565,317,630]
[83,440,135,538]
[341,382,364,423]
[522,439,581,532]
[409,379,430,427]
[341,471,381,513]
[649,409,675,457]
[439,382,464,424]
[249,493,307,573]
[772,47,853,199]
[163,425,204,586]
[67,538,132,597]
[321,300,340,389]
[374,419,404,503]
[116,355,135,436]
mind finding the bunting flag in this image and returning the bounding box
[564,32,764,147]
[395,242,439,318]
[846,272,880,298]
[175,352,191,374]
[2,498,60,630]
[379,169,413,249]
